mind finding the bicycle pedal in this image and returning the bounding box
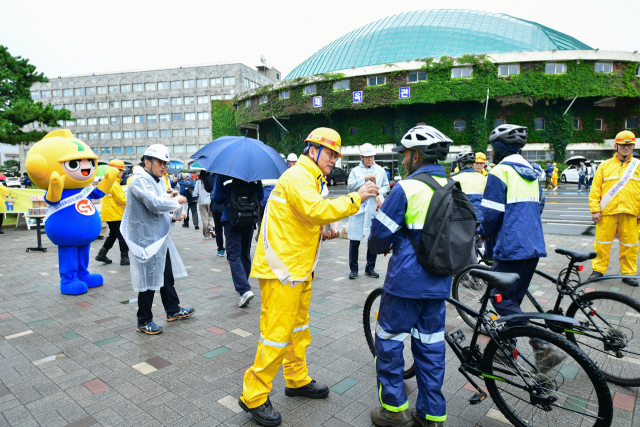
[451,330,466,344]
[469,391,487,405]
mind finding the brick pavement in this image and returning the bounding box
[0,225,638,426]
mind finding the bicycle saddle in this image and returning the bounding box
[555,248,597,262]
[468,269,519,292]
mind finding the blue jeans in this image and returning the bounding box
[223,221,253,295]
[578,175,586,190]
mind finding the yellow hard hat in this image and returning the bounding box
[304,127,343,158]
[553,162,557,166]
[475,152,487,163]
[26,129,98,190]
[615,130,636,144]
[109,159,125,170]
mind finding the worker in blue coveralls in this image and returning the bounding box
[368,125,452,427]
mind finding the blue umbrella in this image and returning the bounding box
[190,136,288,182]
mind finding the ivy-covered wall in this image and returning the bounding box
[210,101,242,140]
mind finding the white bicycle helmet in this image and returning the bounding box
[455,151,476,166]
[392,125,452,161]
[489,124,528,147]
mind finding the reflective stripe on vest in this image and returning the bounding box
[398,176,449,229]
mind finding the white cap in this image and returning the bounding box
[280,153,285,159]
[287,153,298,162]
[144,144,170,161]
[360,143,376,157]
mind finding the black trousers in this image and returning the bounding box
[103,221,129,253]
[213,211,224,251]
[349,239,376,273]
[183,203,199,227]
[137,250,180,323]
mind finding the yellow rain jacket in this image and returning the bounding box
[589,155,640,216]
[251,155,362,280]
[101,178,126,222]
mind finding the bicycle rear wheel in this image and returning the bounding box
[483,326,613,427]
[362,287,415,379]
[565,290,640,386]
[452,264,492,329]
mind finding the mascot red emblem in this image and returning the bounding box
[76,199,95,216]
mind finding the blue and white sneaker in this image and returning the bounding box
[137,321,163,335]
[217,249,225,257]
[166,307,195,322]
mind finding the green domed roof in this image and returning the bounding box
[285,9,592,80]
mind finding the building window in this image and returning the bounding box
[185,128,196,136]
[186,144,198,152]
[183,80,194,88]
[83,88,94,95]
[76,118,85,126]
[157,82,169,90]
[98,101,108,110]
[637,65,640,77]
[146,114,157,122]
[545,62,566,74]
[65,120,74,126]
[158,98,169,106]
[53,104,62,110]
[196,79,207,88]
[91,147,98,154]
[185,113,195,121]
[146,99,157,107]
[210,77,221,86]
[124,131,134,139]
[63,88,72,96]
[132,83,143,92]
[224,94,233,100]
[454,120,466,132]
[87,118,97,126]
[86,102,96,110]
[160,129,170,137]
[159,114,169,122]
[534,118,545,130]
[108,85,118,93]
[197,112,209,120]
[451,67,473,78]
[75,103,84,110]
[595,118,603,131]
[112,147,122,154]
[74,88,84,96]
[172,113,182,121]
[197,95,209,104]
[134,100,144,108]
[211,94,222,100]
[110,116,120,124]
[101,147,110,154]
[595,62,613,73]
[134,115,144,123]
[99,117,108,125]
[77,133,87,139]
[259,95,268,104]
[135,131,146,138]
[125,146,134,154]
[122,116,133,124]
[110,101,120,109]
[136,146,145,153]
[498,64,520,76]
[349,127,357,136]
[148,130,158,138]
[171,97,182,105]
[368,75,386,85]
[172,129,183,137]
[245,99,252,107]
[112,131,121,139]
[381,126,391,135]
[120,100,130,108]
[97,86,107,94]
[184,96,195,104]
[494,118,506,127]
[223,77,235,86]
[303,84,316,94]
[408,71,427,82]
[573,118,581,130]
[279,90,290,99]
[88,132,98,140]
[169,81,180,89]
[626,117,639,129]
[173,145,185,153]
[198,128,209,136]
[333,79,349,90]
[52,89,61,97]
[145,82,156,91]
[42,90,51,98]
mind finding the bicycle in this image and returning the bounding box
[363,269,613,427]
[453,246,640,386]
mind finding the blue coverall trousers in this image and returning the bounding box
[491,257,540,326]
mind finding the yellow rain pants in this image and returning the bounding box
[593,213,639,275]
[240,279,312,408]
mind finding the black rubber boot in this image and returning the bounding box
[120,252,130,266]
[95,248,112,264]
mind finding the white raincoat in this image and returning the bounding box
[121,167,187,292]
[347,162,390,241]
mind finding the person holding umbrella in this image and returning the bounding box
[238,128,379,426]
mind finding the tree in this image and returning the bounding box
[0,45,72,145]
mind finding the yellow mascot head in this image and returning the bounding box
[26,130,99,190]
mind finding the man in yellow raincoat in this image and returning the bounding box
[589,130,640,287]
[238,128,379,426]
[95,159,130,266]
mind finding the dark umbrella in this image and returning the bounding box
[191,136,288,182]
[565,155,586,166]
[167,167,181,175]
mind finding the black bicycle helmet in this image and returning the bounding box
[455,151,476,166]
[392,125,452,161]
[489,124,528,147]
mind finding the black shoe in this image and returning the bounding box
[365,270,380,278]
[120,253,130,266]
[238,398,281,426]
[194,226,199,230]
[284,380,329,399]
[94,248,112,264]
[588,271,604,281]
[622,278,639,287]
[182,224,189,228]
[0,229,4,234]
[349,271,358,280]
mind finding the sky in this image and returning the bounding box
[1,0,638,80]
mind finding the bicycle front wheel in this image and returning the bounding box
[483,326,613,427]
[451,263,492,329]
[362,287,415,379]
[566,290,640,386]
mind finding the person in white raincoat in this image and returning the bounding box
[122,144,195,335]
[347,143,390,279]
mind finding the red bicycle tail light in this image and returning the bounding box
[512,349,519,359]
[494,294,502,303]
[577,265,584,272]
[590,309,596,316]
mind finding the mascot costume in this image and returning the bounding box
[26,130,120,295]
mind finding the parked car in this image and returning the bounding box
[561,160,602,183]
[4,177,21,188]
[326,167,348,186]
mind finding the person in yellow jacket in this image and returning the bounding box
[95,160,130,266]
[551,162,559,190]
[238,128,379,426]
[589,130,640,287]
[473,152,489,176]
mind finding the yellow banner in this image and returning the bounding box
[0,187,46,214]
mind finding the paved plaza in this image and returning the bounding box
[0,223,638,427]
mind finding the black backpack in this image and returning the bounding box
[404,173,477,277]
[227,179,260,228]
